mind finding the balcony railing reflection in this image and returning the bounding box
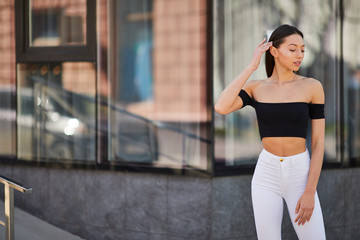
[13,77,211,170]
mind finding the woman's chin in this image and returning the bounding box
[292,66,301,71]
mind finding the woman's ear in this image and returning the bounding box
[270,46,278,57]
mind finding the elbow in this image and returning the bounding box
[214,103,228,115]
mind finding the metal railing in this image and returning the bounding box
[0,176,32,240]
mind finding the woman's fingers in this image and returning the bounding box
[256,38,272,53]
[295,209,303,223]
[257,38,267,48]
[260,42,273,52]
[307,211,313,222]
[255,42,272,56]
[254,42,272,57]
[249,39,272,71]
[295,201,300,214]
[295,208,314,225]
[301,211,309,225]
[296,210,306,225]
[294,194,315,225]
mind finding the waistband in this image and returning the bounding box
[260,148,309,161]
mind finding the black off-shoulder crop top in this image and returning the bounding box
[238,89,325,139]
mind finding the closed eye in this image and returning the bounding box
[290,49,305,53]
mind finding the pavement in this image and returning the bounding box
[0,201,84,240]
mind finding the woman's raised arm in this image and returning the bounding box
[214,39,272,115]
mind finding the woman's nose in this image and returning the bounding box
[296,49,304,58]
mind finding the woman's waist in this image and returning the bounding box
[262,137,306,157]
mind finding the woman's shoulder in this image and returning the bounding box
[244,79,267,89]
[299,76,323,87]
[299,77,324,103]
[243,79,266,97]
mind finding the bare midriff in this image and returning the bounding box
[262,137,307,157]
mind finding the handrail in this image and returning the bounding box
[40,83,212,144]
[0,176,32,194]
[0,176,32,240]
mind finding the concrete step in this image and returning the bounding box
[0,201,84,240]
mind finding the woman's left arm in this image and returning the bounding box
[295,80,325,226]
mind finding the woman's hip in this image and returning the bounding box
[252,148,310,191]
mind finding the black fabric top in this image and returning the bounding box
[238,89,325,139]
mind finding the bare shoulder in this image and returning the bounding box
[302,77,324,103]
[301,77,322,86]
[243,79,265,96]
[243,79,263,88]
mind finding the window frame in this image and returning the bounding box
[15,0,96,62]
[8,0,214,177]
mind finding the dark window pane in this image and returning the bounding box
[29,0,87,46]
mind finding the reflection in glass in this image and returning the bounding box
[213,0,338,167]
[100,0,211,170]
[0,1,16,157]
[0,86,16,156]
[17,63,96,162]
[29,0,87,46]
[344,0,360,163]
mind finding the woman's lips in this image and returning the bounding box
[294,61,302,66]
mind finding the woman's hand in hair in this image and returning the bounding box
[249,38,272,71]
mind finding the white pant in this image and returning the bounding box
[251,148,326,240]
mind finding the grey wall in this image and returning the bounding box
[0,164,359,240]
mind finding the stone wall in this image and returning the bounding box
[0,165,359,239]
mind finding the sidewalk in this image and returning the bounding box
[0,201,84,240]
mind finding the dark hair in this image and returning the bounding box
[265,24,303,77]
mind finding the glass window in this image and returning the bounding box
[213,0,339,168]
[16,0,95,62]
[99,0,211,171]
[343,0,360,164]
[0,1,16,157]
[17,62,96,162]
[29,0,87,47]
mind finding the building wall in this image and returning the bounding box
[0,0,15,87]
[0,1,359,239]
[152,0,208,122]
[0,165,359,240]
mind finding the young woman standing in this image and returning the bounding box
[214,24,326,239]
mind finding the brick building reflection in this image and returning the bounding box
[0,0,209,168]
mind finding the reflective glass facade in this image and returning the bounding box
[343,0,360,164]
[0,0,358,175]
[213,0,340,169]
[100,0,211,170]
[0,1,16,157]
[17,62,96,161]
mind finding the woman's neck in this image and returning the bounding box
[269,66,296,84]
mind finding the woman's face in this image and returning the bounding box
[273,34,305,72]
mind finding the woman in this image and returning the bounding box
[214,24,326,240]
